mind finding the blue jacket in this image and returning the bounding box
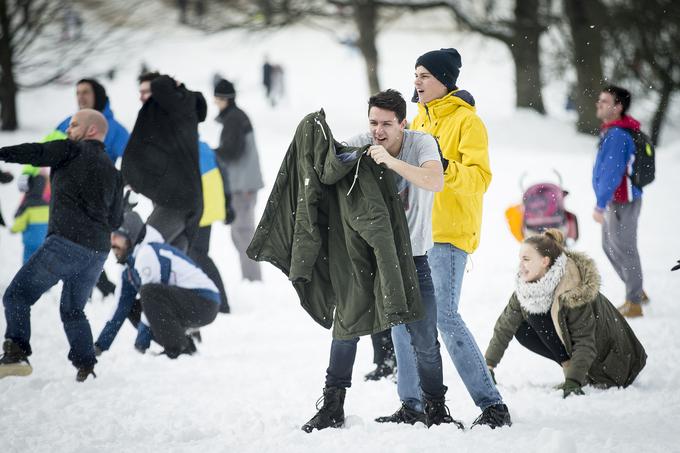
[56,101,130,164]
[592,125,642,210]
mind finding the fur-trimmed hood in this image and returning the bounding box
[554,250,601,309]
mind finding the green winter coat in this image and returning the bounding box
[247,110,423,339]
[485,251,646,387]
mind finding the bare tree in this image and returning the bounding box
[563,0,606,134]
[0,0,136,131]
[604,0,679,145]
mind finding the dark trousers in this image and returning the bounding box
[325,256,445,400]
[3,235,107,368]
[147,204,200,252]
[188,226,229,311]
[140,284,218,355]
[370,329,395,365]
[515,315,570,365]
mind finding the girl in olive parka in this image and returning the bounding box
[484,229,646,397]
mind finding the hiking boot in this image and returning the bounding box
[301,387,346,433]
[640,291,650,305]
[375,403,427,425]
[76,365,96,382]
[472,403,512,429]
[618,301,643,318]
[424,397,464,430]
[364,358,396,381]
[0,339,32,379]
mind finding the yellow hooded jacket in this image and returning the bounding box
[411,90,491,253]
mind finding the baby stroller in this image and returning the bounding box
[505,170,579,243]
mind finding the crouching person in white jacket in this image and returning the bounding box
[108,211,220,358]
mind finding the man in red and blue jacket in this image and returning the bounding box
[592,85,646,318]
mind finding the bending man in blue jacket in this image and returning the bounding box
[98,211,220,358]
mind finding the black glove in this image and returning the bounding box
[672,260,680,272]
[0,170,13,184]
[123,189,139,213]
[561,379,584,398]
[488,367,497,385]
[225,196,236,225]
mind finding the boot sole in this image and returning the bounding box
[0,363,33,379]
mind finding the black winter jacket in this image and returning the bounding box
[0,140,123,252]
[122,75,206,211]
[247,110,423,339]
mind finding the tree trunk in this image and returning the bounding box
[564,0,605,135]
[509,0,545,113]
[650,77,672,146]
[0,0,18,131]
[352,0,380,94]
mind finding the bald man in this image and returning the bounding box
[0,108,123,382]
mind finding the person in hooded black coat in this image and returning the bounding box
[122,72,206,252]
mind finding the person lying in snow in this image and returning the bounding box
[484,228,647,397]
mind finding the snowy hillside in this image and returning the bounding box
[1,19,679,453]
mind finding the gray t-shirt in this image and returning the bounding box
[345,130,440,256]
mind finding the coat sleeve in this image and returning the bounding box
[0,140,78,167]
[215,110,249,162]
[108,173,124,231]
[10,209,29,233]
[443,114,492,196]
[563,301,598,385]
[95,271,139,351]
[150,75,188,114]
[485,293,525,368]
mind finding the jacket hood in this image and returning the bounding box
[601,115,640,132]
[78,78,108,112]
[417,89,476,119]
[554,251,601,309]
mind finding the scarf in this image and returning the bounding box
[515,253,567,314]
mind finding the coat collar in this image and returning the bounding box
[554,251,601,309]
[417,89,476,120]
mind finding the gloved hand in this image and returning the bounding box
[672,260,680,272]
[561,379,584,398]
[488,367,497,385]
[225,196,236,225]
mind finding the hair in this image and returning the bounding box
[138,71,161,84]
[368,89,407,122]
[523,228,565,267]
[602,85,631,115]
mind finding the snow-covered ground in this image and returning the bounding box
[1,19,679,453]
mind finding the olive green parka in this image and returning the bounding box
[485,251,646,387]
[247,110,423,339]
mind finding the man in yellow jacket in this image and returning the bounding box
[395,48,511,428]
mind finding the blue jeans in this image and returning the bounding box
[395,243,503,411]
[326,256,445,402]
[3,235,107,368]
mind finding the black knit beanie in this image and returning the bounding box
[415,48,462,92]
[77,78,108,112]
[214,78,236,99]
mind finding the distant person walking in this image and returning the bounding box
[592,85,647,318]
[123,72,206,252]
[0,109,123,382]
[213,79,264,281]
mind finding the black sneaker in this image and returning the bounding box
[0,339,32,379]
[375,403,427,425]
[76,366,96,382]
[424,397,465,430]
[472,403,512,429]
